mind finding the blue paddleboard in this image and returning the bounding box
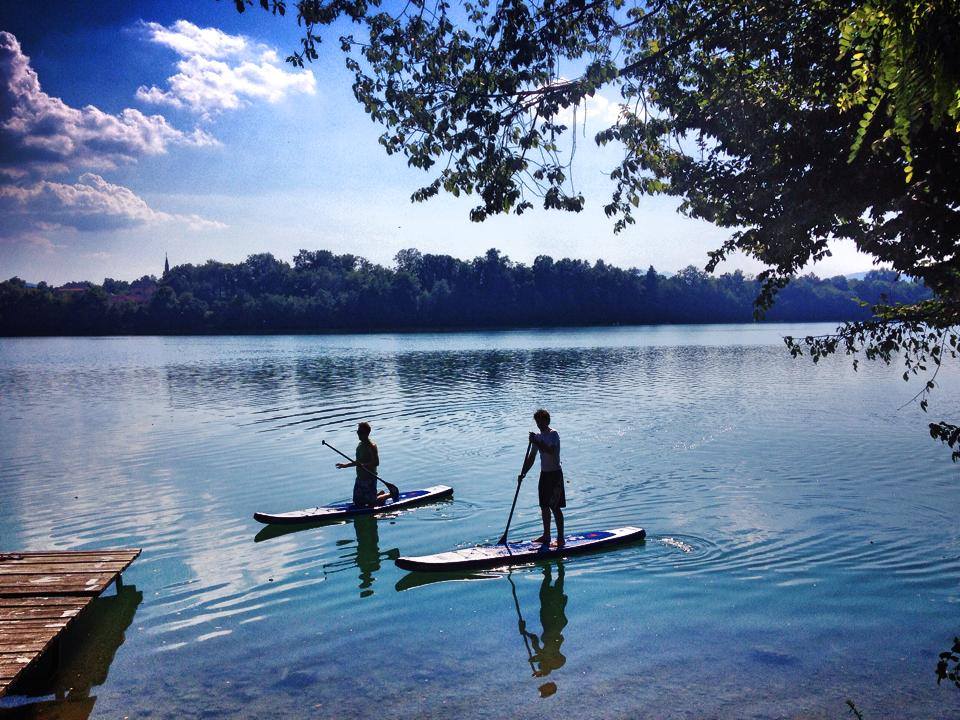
[253,485,453,525]
[395,526,646,571]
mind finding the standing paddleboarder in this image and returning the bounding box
[336,422,387,507]
[520,409,565,546]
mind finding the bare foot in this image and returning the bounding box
[555,538,566,547]
[532,535,549,544]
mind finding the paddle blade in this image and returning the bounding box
[386,481,400,502]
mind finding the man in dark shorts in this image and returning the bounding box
[520,408,565,546]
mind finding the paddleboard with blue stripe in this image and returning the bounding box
[395,526,646,571]
[253,485,453,525]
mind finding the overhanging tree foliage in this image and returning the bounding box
[235,0,959,459]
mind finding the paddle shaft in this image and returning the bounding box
[498,441,532,545]
[322,439,400,500]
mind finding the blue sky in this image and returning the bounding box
[0,2,875,285]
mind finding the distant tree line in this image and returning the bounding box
[0,248,931,335]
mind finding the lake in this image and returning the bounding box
[1,325,958,719]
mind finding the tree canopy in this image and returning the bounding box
[235,0,959,459]
[1,250,927,335]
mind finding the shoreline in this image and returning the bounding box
[0,318,850,339]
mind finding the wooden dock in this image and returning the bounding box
[0,549,140,697]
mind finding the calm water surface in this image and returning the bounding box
[1,325,958,719]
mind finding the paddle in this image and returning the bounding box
[507,572,538,673]
[322,439,400,502]
[498,441,533,545]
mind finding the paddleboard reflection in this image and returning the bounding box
[253,517,345,543]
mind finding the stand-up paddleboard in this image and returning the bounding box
[253,485,453,525]
[395,526,646,571]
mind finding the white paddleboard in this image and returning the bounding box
[253,485,453,525]
[395,526,646,571]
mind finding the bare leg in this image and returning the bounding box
[554,508,564,546]
[534,507,551,543]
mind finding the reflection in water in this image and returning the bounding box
[393,562,570,697]
[354,516,382,597]
[3,331,958,719]
[253,518,340,543]
[393,571,498,593]
[509,563,568,698]
[323,516,398,598]
[0,582,142,720]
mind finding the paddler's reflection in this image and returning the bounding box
[322,516,398,597]
[509,561,568,697]
[352,515,399,598]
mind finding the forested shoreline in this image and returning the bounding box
[0,248,930,336]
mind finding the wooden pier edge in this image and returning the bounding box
[0,548,141,697]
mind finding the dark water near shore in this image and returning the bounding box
[1,325,958,719]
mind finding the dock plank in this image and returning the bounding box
[0,548,140,559]
[0,628,59,653]
[1,551,139,562]
[0,642,48,653]
[0,562,131,575]
[0,606,86,621]
[0,616,74,625]
[0,549,139,697]
[0,660,31,675]
[0,597,90,608]
[0,574,116,597]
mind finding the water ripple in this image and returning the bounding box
[1,330,959,719]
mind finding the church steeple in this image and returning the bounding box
[164,253,170,277]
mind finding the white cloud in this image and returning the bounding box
[0,173,227,235]
[141,20,249,60]
[0,31,224,248]
[549,92,623,135]
[529,76,624,132]
[0,224,61,251]
[0,31,217,179]
[579,92,623,126]
[136,20,316,117]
